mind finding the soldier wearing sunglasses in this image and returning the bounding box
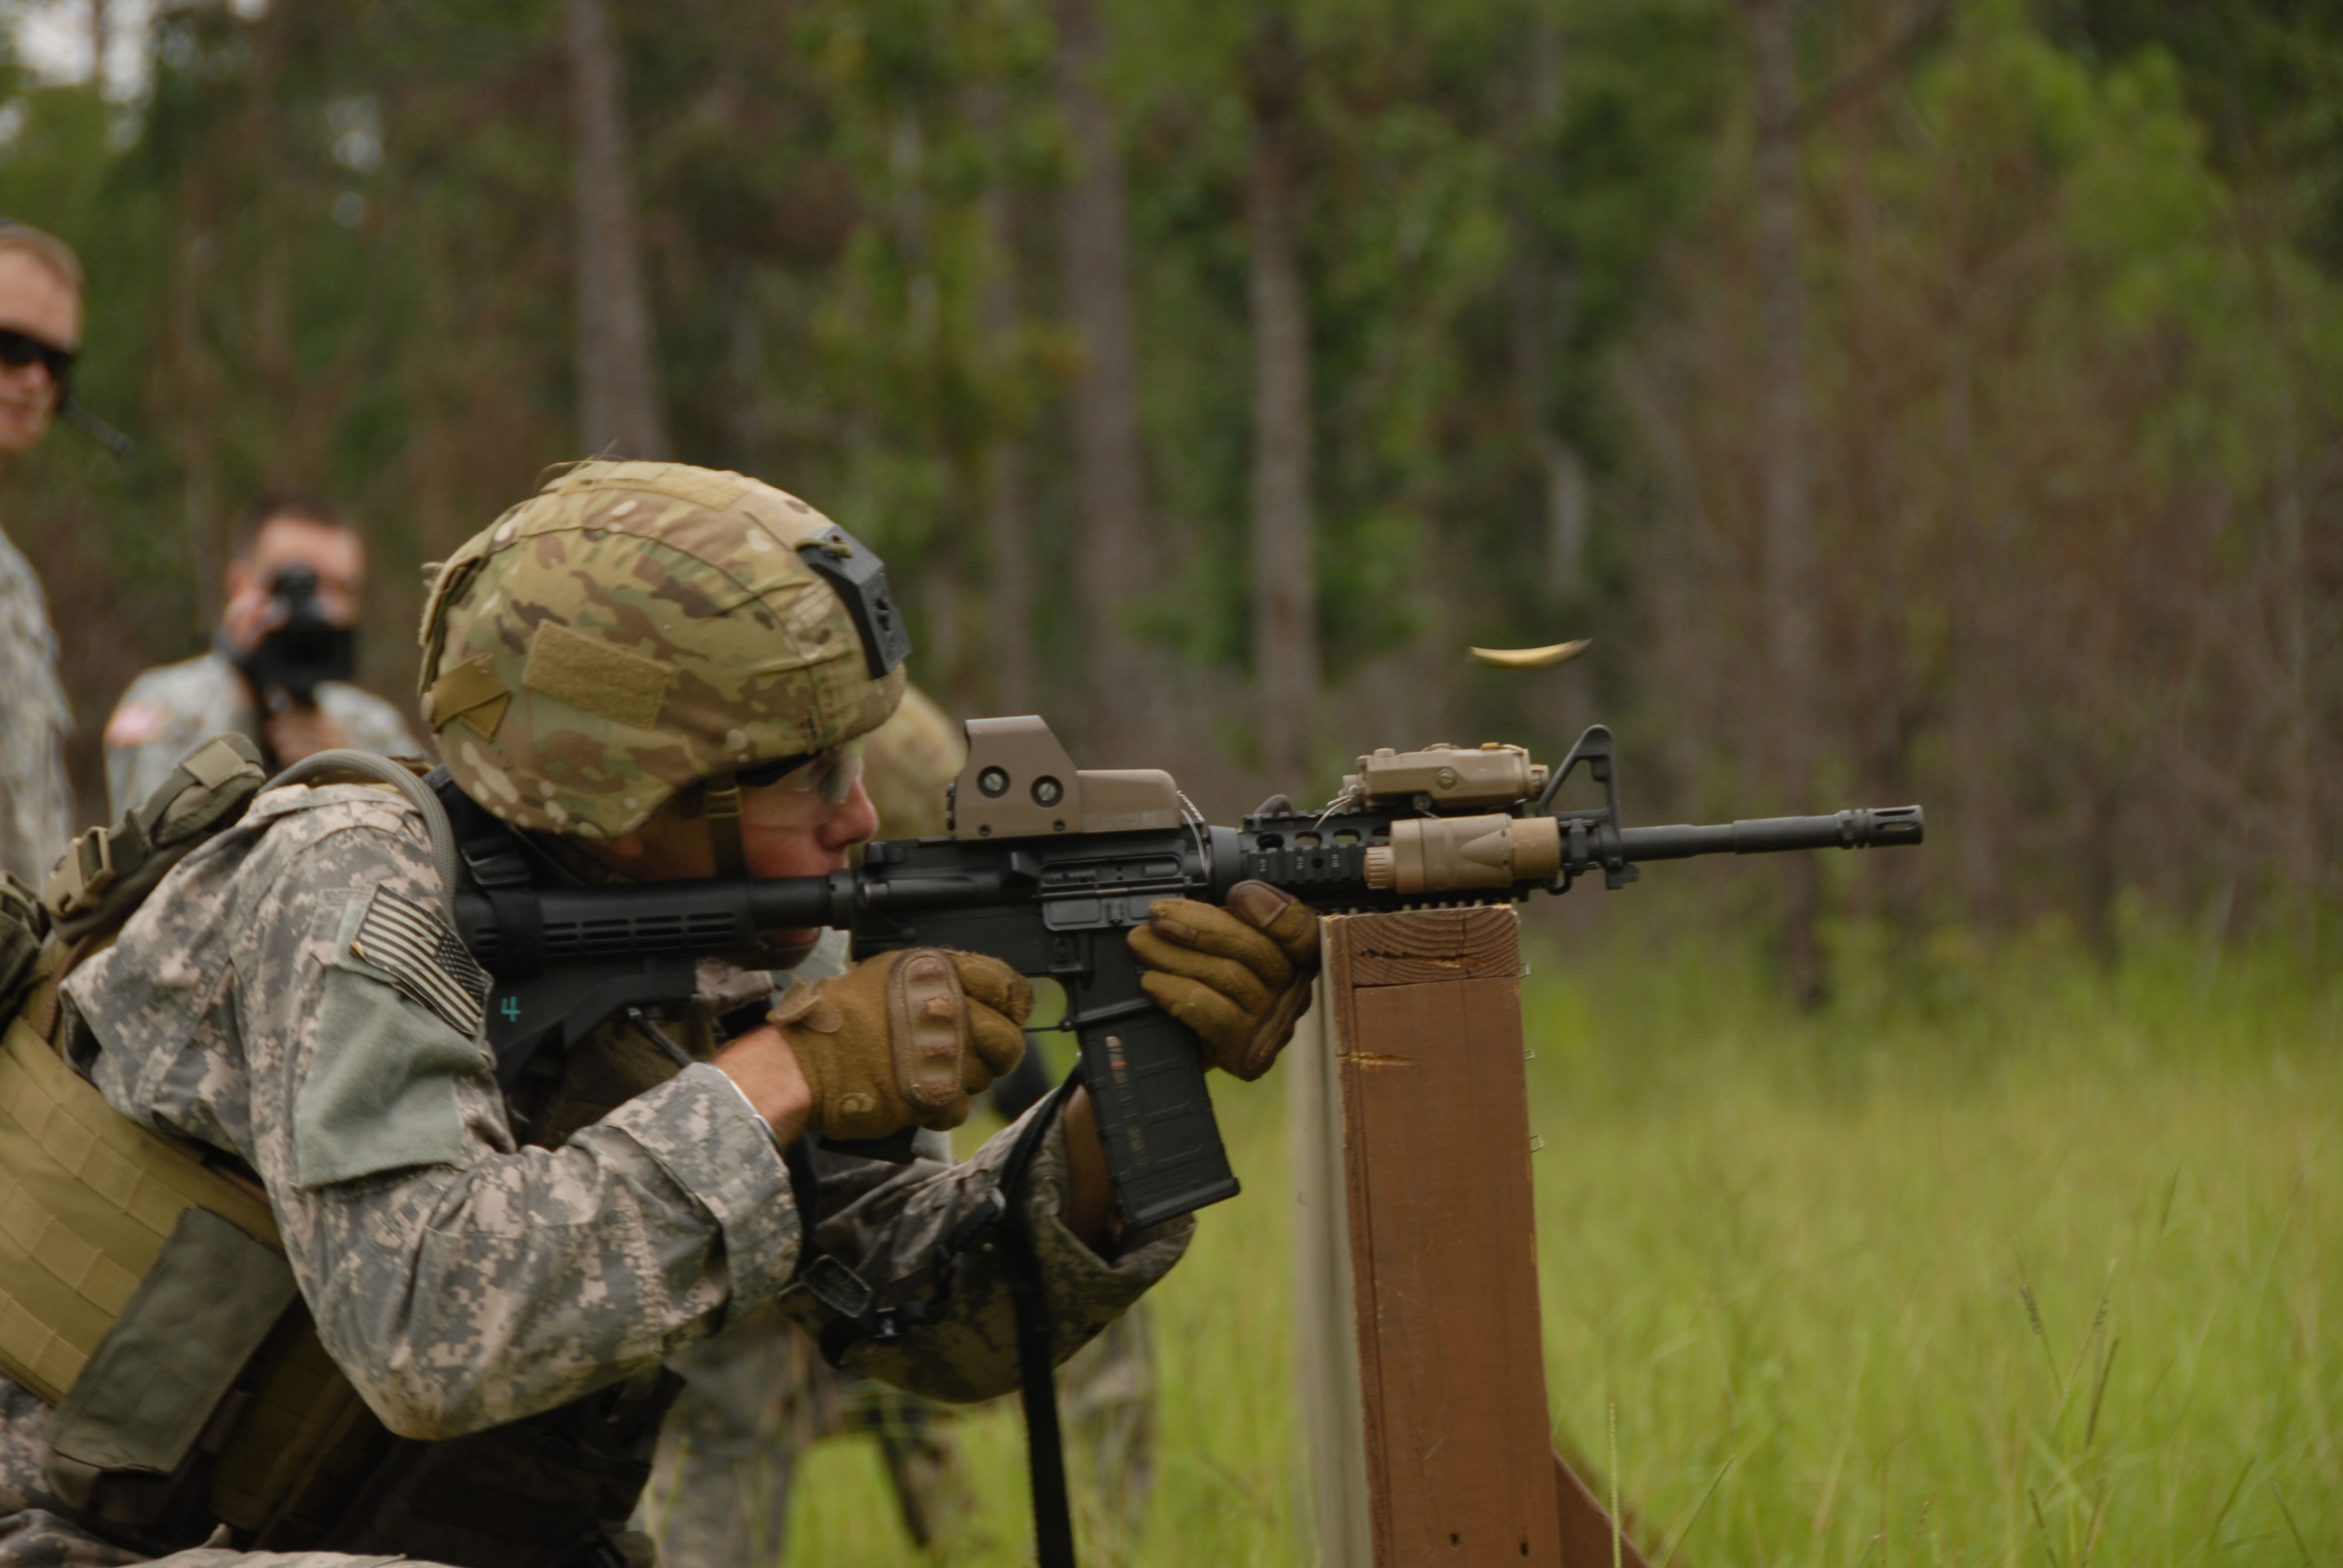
[0,220,84,889]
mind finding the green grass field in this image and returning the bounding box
[782,914,2340,1566]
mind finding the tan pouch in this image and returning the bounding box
[0,992,278,1405]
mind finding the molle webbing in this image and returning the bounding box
[0,999,278,1405]
[0,732,280,1406]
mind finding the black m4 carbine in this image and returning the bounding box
[453,718,1922,1230]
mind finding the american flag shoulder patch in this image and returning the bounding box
[350,884,492,1039]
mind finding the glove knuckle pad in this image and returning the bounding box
[888,948,969,1112]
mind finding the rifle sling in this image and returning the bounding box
[999,1069,1082,1568]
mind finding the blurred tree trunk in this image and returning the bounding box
[565,0,669,461]
[2273,378,2316,948]
[722,270,764,471]
[1245,12,1318,783]
[979,167,1038,714]
[1510,8,1590,601]
[90,1,106,90]
[170,220,221,635]
[1748,0,1827,1005]
[407,204,460,561]
[251,15,298,475]
[1055,0,1150,754]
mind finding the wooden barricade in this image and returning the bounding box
[1293,906,1651,1568]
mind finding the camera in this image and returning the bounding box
[235,563,356,710]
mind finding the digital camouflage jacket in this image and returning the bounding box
[0,783,1189,1567]
[0,525,72,891]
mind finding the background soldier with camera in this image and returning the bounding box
[101,492,421,815]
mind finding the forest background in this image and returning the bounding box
[1,0,2341,993]
[0,3,2336,1566]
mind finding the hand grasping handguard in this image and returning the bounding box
[1127,880,1322,1080]
[768,949,1034,1140]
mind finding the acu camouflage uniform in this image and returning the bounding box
[0,463,1194,1566]
[0,783,1187,1568]
[0,525,73,890]
[102,653,422,819]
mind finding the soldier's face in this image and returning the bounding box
[0,250,79,457]
[591,773,880,903]
[736,773,881,881]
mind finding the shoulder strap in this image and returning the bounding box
[45,734,270,946]
[424,764,534,889]
[261,750,461,923]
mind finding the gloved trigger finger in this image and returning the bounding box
[952,952,1035,1026]
[968,1004,1028,1078]
[1140,898,1222,950]
[1139,970,1250,1062]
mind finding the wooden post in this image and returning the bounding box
[1294,906,1652,1568]
[1290,975,1373,1562]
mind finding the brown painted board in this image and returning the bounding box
[1289,975,1376,1564]
[1328,906,1565,1567]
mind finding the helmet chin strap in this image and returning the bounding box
[703,771,749,878]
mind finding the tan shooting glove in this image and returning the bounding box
[1128,880,1322,1080]
[768,949,1034,1140]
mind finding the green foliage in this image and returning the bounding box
[0,0,2338,914]
[1525,916,2340,1568]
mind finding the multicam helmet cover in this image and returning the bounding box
[418,460,908,840]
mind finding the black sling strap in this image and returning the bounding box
[996,1070,1083,1568]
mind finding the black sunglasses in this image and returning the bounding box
[0,327,74,393]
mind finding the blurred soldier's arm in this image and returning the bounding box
[0,533,71,886]
[0,227,82,886]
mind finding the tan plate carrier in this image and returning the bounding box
[0,737,407,1543]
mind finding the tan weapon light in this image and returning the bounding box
[1364,812,1563,894]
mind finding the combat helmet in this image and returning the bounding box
[417,460,909,860]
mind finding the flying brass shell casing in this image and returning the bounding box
[1363,813,1563,895]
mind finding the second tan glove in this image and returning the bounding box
[1127,880,1322,1080]
[767,948,1034,1140]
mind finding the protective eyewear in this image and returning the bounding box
[0,327,74,394]
[736,745,863,805]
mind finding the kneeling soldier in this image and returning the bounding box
[0,460,1318,1568]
